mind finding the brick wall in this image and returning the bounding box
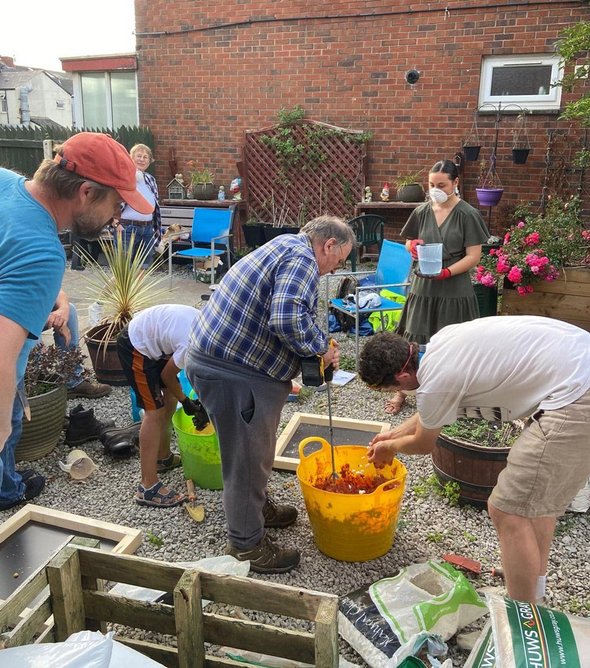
[135,0,590,232]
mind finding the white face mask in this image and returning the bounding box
[429,187,449,204]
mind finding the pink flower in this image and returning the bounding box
[524,232,540,246]
[582,230,590,241]
[480,272,496,287]
[504,233,511,244]
[496,257,511,273]
[507,266,523,283]
[516,285,534,295]
[517,220,526,229]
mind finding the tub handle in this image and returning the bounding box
[298,436,330,461]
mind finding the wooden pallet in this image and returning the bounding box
[0,543,339,667]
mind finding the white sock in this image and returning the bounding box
[535,575,547,601]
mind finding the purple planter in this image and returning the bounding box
[476,188,504,207]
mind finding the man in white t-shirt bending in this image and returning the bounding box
[117,304,206,508]
[359,316,590,604]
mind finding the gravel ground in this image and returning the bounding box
[4,265,589,666]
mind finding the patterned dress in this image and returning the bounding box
[396,199,489,344]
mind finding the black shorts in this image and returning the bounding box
[117,327,168,411]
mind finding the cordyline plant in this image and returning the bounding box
[81,232,169,348]
[475,196,590,294]
[24,343,88,397]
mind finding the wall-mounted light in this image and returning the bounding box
[405,69,420,85]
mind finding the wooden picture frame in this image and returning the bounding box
[0,503,142,555]
[274,412,391,472]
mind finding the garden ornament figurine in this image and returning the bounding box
[364,186,373,202]
[380,182,390,201]
[359,316,590,605]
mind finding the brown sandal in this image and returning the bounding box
[384,391,406,415]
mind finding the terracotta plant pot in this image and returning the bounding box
[16,385,67,462]
[85,323,128,386]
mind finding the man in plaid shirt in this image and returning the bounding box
[186,215,354,573]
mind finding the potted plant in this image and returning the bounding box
[462,112,482,161]
[475,196,590,329]
[187,162,216,200]
[511,112,531,165]
[475,157,504,207]
[242,216,267,249]
[432,418,523,507]
[81,234,169,385]
[394,170,425,203]
[16,344,87,462]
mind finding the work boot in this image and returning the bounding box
[263,496,298,528]
[227,533,300,574]
[64,404,115,447]
[67,380,112,399]
[99,422,141,457]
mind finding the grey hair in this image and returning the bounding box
[301,214,356,247]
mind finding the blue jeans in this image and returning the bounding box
[0,381,26,505]
[51,302,84,389]
[115,224,157,268]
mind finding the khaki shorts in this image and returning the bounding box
[489,388,590,518]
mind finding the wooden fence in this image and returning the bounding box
[0,125,154,177]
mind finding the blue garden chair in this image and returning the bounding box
[167,206,235,287]
[327,239,412,368]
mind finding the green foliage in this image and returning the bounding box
[413,474,461,506]
[394,170,424,188]
[556,22,590,125]
[463,530,477,543]
[573,148,590,169]
[186,162,214,185]
[426,531,446,544]
[441,418,523,448]
[146,529,164,547]
[338,354,357,372]
[81,232,169,344]
[24,344,88,397]
[475,196,590,292]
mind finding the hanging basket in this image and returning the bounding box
[476,188,504,207]
[463,145,481,162]
[511,148,530,165]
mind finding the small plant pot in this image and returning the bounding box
[476,187,504,207]
[396,183,425,203]
[242,223,266,248]
[511,148,530,165]
[191,183,217,200]
[463,145,481,162]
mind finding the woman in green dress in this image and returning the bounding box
[385,159,489,414]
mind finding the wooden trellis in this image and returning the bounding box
[243,120,367,226]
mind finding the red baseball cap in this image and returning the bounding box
[53,132,154,215]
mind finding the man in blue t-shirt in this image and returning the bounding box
[0,132,153,511]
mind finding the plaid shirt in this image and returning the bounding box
[190,233,329,380]
[143,171,161,237]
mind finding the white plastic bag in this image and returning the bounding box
[369,561,487,643]
[0,630,164,667]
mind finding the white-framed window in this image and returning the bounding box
[479,55,563,111]
[73,71,138,128]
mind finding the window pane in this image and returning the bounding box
[491,65,552,97]
[111,72,138,127]
[80,73,108,128]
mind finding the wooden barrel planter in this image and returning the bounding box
[500,267,590,332]
[85,324,128,386]
[16,385,67,462]
[431,434,509,508]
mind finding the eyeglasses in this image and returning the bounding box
[334,244,347,269]
[400,343,415,374]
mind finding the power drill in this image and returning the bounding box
[300,340,335,387]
